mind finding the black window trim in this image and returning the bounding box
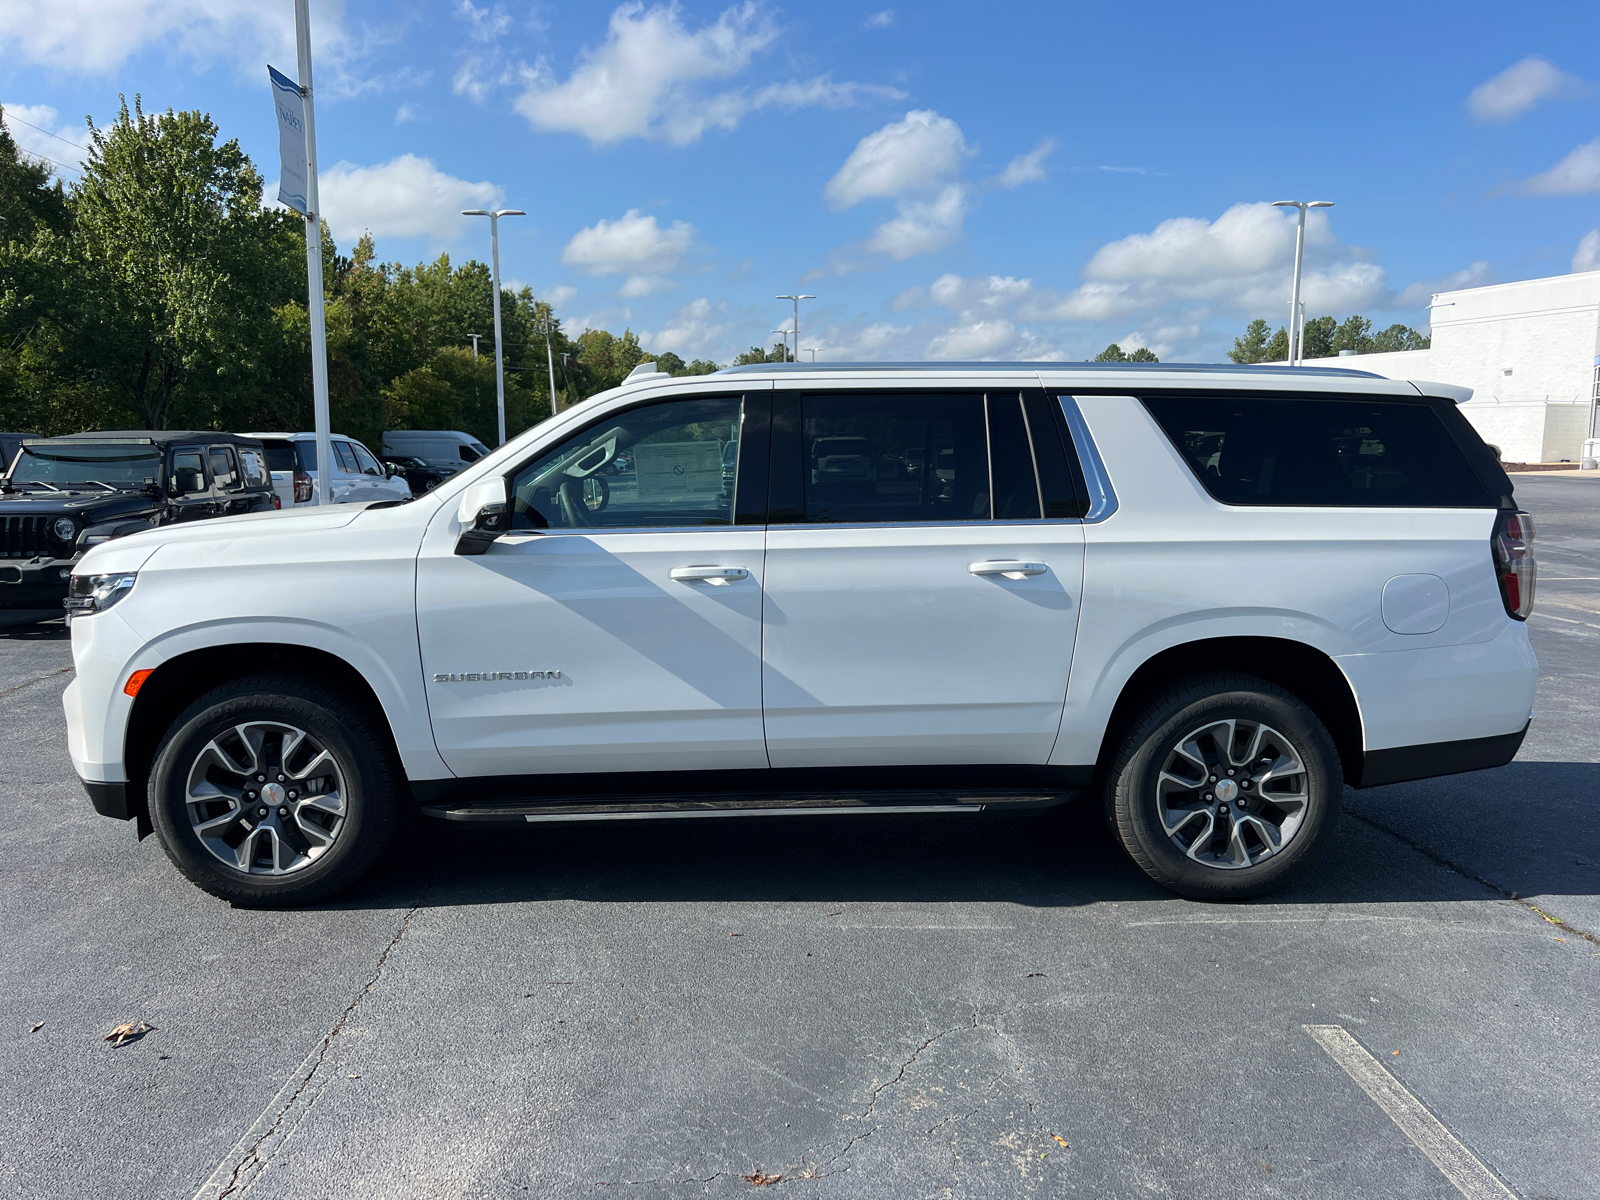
[500,390,766,535]
[1136,388,1503,511]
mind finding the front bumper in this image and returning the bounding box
[80,776,133,820]
[0,556,76,608]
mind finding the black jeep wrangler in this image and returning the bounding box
[0,430,277,610]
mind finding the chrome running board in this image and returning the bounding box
[421,790,1074,825]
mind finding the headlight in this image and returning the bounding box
[65,572,137,617]
[52,517,77,541]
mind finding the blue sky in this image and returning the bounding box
[4,1,1600,363]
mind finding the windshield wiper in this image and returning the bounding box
[82,481,125,492]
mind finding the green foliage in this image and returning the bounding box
[1091,344,1159,363]
[732,344,790,365]
[0,95,731,445]
[1230,314,1430,364]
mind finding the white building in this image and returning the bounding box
[1308,270,1600,463]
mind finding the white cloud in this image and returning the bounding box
[1,103,88,176]
[1575,231,1600,273]
[619,274,676,297]
[642,297,734,356]
[394,103,419,125]
[313,155,502,244]
[457,0,511,41]
[864,184,968,259]
[824,110,970,209]
[1467,56,1584,123]
[864,10,895,28]
[544,284,579,309]
[1396,261,1491,309]
[1521,137,1600,196]
[515,2,901,145]
[989,139,1056,190]
[0,0,347,79]
[573,306,633,334]
[562,209,695,276]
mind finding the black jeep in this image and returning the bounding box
[0,430,277,610]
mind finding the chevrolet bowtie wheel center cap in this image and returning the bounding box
[260,782,287,806]
[1213,779,1239,804]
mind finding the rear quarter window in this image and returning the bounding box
[1142,394,1495,508]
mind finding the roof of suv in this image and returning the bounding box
[713,361,1385,379]
[28,430,268,447]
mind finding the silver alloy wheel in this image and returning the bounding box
[183,721,348,875]
[1154,718,1310,870]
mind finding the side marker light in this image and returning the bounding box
[124,669,155,698]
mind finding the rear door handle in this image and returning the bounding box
[670,566,749,585]
[969,560,1048,579]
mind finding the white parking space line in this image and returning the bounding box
[1303,1025,1515,1200]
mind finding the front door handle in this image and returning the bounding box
[969,560,1047,579]
[670,566,749,586]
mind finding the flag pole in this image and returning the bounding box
[294,0,333,506]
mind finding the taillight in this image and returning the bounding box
[271,493,282,510]
[1491,509,1536,620]
[293,470,313,503]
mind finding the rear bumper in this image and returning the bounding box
[1356,721,1529,788]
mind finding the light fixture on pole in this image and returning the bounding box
[1271,200,1333,366]
[461,207,526,445]
[771,329,790,362]
[803,347,819,362]
[776,294,814,362]
[467,332,482,360]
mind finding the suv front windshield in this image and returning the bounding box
[9,442,163,489]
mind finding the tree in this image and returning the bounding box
[1264,327,1288,362]
[732,344,790,365]
[1332,314,1373,356]
[1127,346,1159,362]
[1372,323,1430,352]
[1093,343,1128,362]
[55,96,299,429]
[0,105,68,239]
[1228,319,1273,364]
[1300,315,1337,361]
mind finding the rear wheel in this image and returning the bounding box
[149,675,398,907]
[1105,673,1340,899]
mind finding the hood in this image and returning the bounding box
[0,489,155,516]
[75,503,365,576]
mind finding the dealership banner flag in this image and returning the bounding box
[268,65,309,215]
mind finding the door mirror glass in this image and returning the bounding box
[509,397,742,530]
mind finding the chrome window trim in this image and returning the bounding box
[1059,395,1119,523]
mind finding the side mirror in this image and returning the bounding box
[385,462,401,478]
[454,477,510,556]
[171,469,204,495]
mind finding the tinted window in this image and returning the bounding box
[987,393,1040,520]
[238,449,268,488]
[1143,395,1496,508]
[333,441,361,474]
[260,441,297,472]
[295,442,317,472]
[351,443,384,476]
[459,444,481,463]
[511,396,742,530]
[797,393,990,524]
[208,447,239,489]
[1024,392,1084,518]
[171,451,206,490]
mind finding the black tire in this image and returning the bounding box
[149,674,399,907]
[1104,673,1340,900]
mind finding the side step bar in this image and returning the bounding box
[421,789,1077,825]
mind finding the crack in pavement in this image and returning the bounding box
[1344,803,1600,949]
[0,666,71,702]
[190,882,433,1200]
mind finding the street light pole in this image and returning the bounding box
[1271,200,1333,366]
[292,0,333,506]
[467,332,481,360]
[462,207,526,445]
[545,315,558,414]
[771,329,790,362]
[803,347,818,362]
[776,294,814,363]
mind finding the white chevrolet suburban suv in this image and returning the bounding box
[61,363,1538,906]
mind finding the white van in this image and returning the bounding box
[381,430,492,480]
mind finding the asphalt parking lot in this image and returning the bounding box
[2,474,1597,1200]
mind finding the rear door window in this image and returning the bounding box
[333,441,361,475]
[238,449,268,488]
[261,442,297,473]
[1142,395,1496,508]
[208,447,239,490]
[351,443,385,476]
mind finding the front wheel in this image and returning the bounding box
[1105,673,1341,900]
[149,675,399,907]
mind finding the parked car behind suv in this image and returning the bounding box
[2,431,276,610]
[381,429,491,481]
[381,455,446,496]
[242,431,412,507]
[63,364,1535,907]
